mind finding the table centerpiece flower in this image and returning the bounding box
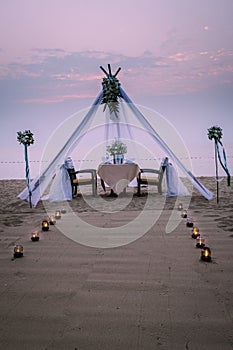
[106,139,127,164]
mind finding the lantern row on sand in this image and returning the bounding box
[178,204,212,262]
[13,208,67,259]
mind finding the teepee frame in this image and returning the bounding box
[18,65,213,206]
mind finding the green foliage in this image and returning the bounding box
[106,139,127,155]
[207,126,223,142]
[17,130,34,146]
[101,76,122,115]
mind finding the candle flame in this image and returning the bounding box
[14,245,23,253]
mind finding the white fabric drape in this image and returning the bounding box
[165,163,189,197]
[17,85,213,206]
[17,93,103,206]
[42,165,72,202]
[119,87,213,200]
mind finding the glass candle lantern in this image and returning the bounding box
[177,203,183,211]
[31,231,40,241]
[186,217,193,228]
[55,210,61,220]
[201,246,211,262]
[49,216,56,225]
[42,220,49,232]
[61,208,67,214]
[192,226,200,239]
[196,237,205,249]
[14,244,24,258]
[181,210,187,218]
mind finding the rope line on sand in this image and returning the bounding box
[0,156,233,164]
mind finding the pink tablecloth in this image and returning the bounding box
[97,163,140,194]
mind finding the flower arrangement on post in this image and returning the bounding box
[17,130,34,208]
[207,125,223,142]
[106,139,127,164]
[207,125,231,204]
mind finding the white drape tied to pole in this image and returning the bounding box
[165,161,189,197]
[42,163,72,202]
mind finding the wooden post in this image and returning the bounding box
[108,64,112,76]
[99,66,108,76]
[114,67,121,77]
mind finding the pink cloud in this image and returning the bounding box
[168,52,195,62]
[23,93,95,104]
[1,47,233,104]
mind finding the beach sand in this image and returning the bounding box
[0,178,233,349]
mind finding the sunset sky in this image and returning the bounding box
[0,0,233,178]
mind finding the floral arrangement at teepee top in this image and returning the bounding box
[106,139,127,155]
[101,75,122,116]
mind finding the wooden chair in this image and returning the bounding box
[66,168,97,196]
[137,161,167,196]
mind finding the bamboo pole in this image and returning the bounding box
[24,144,32,208]
[214,140,219,204]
